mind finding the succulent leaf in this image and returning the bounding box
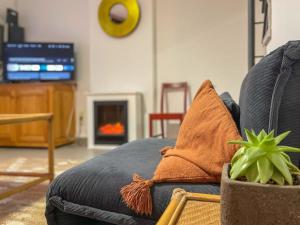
[231,147,264,179]
[229,129,299,185]
[231,147,245,164]
[245,163,259,182]
[266,130,275,139]
[281,152,291,162]
[257,131,264,141]
[277,146,300,153]
[260,130,267,138]
[245,129,259,145]
[274,131,291,145]
[267,153,292,185]
[251,129,256,135]
[283,157,300,173]
[257,158,273,184]
[230,155,248,179]
[271,168,285,185]
[260,138,276,150]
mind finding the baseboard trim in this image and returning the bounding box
[75,138,87,146]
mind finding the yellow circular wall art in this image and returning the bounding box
[98,0,140,37]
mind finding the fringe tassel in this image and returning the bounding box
[120,173,154,215]
[160,146,173,155]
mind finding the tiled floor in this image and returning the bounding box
[0,141,108,162]
[0,141,109,225]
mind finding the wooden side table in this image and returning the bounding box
[0,113,54,200]
[157,189,221,225]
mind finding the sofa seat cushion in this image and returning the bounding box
[46,139,220,225]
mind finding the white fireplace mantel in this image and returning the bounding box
[87,92,144,150]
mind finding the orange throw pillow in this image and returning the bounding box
[121,80,241,215]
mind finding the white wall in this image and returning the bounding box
[0,0,16,80]
[16,0,90,137]
[267,0,300,52]
[16,0,155,137]
[0,0,16,20]
[14,0,247,138]
[156,0,247,103]
[89,0,155,114]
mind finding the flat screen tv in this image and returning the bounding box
[3,42,75,81]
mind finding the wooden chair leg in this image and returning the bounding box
[149,117,153,137]
[160,119,165,138]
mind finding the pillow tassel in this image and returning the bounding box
[120,173,154,215]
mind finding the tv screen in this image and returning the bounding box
[3,42,75,81]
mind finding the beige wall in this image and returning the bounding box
[267,0,300,52]
[0,0,16,20]
[14,0,247,137]
[0,0,16,80]
[16,0,90,137]
[89,0,155,136]
[0,0,16,35]
[255,0,266,63]
[16,0,155,137]
[156,0,248,104]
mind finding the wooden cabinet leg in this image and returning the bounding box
[48,117,55,181]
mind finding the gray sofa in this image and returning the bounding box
[46,41,300,225]
[46,139,220,225]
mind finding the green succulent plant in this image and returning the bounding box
[229,129,300,185]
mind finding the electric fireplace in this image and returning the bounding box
[94,101,128,145]
[87,93,143,150]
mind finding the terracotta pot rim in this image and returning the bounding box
[222,163,300,189]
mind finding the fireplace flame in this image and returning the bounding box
[99,122,125,135]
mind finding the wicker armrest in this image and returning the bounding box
[157,189,220,225]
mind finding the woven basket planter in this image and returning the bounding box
[221,163,300,225]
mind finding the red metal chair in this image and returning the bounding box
[149,82,190,138]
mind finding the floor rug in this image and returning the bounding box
[0,158,82,225]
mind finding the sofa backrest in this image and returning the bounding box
[239,41,300,166]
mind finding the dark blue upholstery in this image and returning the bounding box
[46,139,220,225]
[220,92,240,131]
[239,41,300,166]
